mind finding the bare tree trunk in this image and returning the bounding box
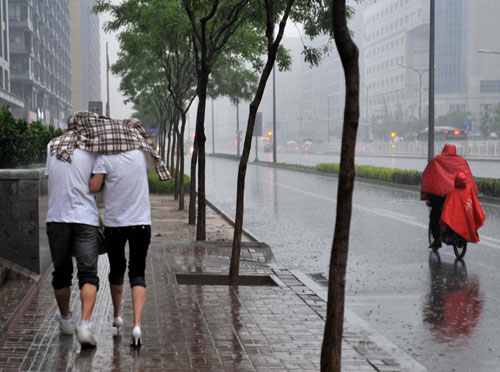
[320,1,359,371]
[229,0,294,285]
[170,121,177,188]
[195,70,208,241]
[188,138,197,224]
[159,119,165,161]
[179,112,187,210]
[174,124,181,200]
[158,122,163,160]
[166,123,173,168]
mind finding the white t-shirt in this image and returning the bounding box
[45,145,99,226]
[92,149,151,227]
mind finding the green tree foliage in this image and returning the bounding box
[131,97,161,130]
[0,106,63,168]
[482,103,500,137]
[436,110,471,129]
[491,104,500,136]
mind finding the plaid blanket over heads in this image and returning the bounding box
[50,111,170,180]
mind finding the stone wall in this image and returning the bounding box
[0,169,49,274]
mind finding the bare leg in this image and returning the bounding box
[54,287,71,316]
[110,284,123,318]
[80,284,97,321]
[132,286,146,327]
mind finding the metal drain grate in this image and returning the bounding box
[175,273,279,286]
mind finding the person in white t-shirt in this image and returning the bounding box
[90,149,151,347]
[45,143,99,347]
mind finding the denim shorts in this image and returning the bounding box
[46,223,99,290]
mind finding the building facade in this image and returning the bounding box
[70,0,100,113]
[0,0,24,110]
[8,0,72,126]
[364,0,500,129]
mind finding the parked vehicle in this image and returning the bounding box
[302,141,313,153]
[417,126,468,141]
[285,140,299,153]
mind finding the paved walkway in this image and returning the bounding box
[0,195,404,371]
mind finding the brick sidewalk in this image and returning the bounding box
[0,195,402,371]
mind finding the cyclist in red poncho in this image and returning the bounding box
[421,144,479,249]
[440,171,485,243]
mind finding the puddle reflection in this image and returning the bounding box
[423,254,484,344]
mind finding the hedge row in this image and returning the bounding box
[314,163,500,198]
[0,106,63,168]
[148,171,190,194]
[212,155,500,199]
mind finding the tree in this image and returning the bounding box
[95,0,262,216]
[436,110,471,129]
[489,103,500,136]
[183,0,261,240]
[320,1,360,371]
[211,59,259,155]
[479,111,490,138]
[0,106,62,168]
[229,0,294,285]
[132,97,162,130]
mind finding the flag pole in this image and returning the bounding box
[106,42,110,117]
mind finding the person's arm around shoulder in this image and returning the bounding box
[89,155,107,193]
[89,174,105,193]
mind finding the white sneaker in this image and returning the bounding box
[58,313,74,335]
[76,322,97,347]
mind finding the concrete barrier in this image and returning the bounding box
[0,168,50,274]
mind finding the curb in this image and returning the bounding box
[204,198,277,263]
[289,269,428,372]
[0,268,46,348]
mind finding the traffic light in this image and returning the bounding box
[268,130,273,137]
[390,131,397,148]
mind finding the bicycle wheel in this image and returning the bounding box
[453,240,467,259]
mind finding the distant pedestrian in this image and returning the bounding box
[45,142,99,347]
[421,144,478,248]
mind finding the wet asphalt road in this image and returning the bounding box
[204,155,500,372]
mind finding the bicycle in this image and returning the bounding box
[428,223,467,259]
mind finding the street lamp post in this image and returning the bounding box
[360,82,370,141]
[327,97,330,143]
[272,61,277,163]
[398,63,428,129]
[211,98,215,154]
[428,0,435,162]
[236,101,240,156]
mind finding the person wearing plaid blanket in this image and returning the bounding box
[45,142,100,347]
[64,110,171,347]
[48,111,169,348]
[90,149,151,347]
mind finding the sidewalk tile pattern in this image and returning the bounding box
[0,196,400,371]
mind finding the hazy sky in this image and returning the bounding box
[98,3,302,120]
[99,1,133,119]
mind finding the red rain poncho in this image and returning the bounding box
[440,172,486,243]
[421,144,478,200]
